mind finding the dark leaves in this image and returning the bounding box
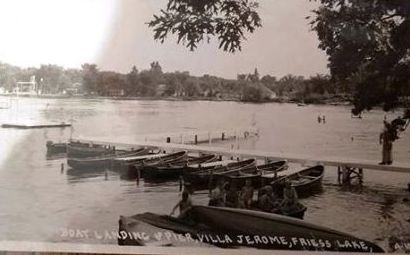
[310,0,410,112]
[147,0,261,53]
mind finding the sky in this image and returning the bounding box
[0,0,329,79]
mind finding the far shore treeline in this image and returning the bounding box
[1,61,407,105]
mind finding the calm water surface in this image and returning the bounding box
[0,97,409,251]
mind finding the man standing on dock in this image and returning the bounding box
[379,121,394,165]
[379,111,410,165]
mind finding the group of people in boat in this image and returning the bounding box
[170,177,300,218]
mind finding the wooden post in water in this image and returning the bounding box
[194,135,198,145]
[60,163,64,173]
[166,137,171,143]
[179,175,183,192]
[136,168,141,186]
[337,166,341,184]
[222,132,225,141]
[358,168,364,186]
[208,132,212,145]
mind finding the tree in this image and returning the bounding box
[35,65,65,94]
[126,66,140,95]
[276,74,305,97]
[306,74,333,95]
[81,64,99,94]
[260,75,277,91]
[311,0,410,112]
[148,0,262,52]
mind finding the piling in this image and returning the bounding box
[179,176,183,192]
[337,166,341,184]
[222,132,225,141]
[166,137,171,143]
[136,168,141,186]
[194,135,198,145]
[60,163,64,173]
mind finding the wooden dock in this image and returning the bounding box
[2,122,71,129]
[72,138,410,174]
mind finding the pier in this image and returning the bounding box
[71,138,410,186]
[2,121,71,129]
[133,127,258,145]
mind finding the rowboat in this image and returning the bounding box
[183,158,256,187]
[125,151,188,179]
[143,154,218,180]
[67,147,150,170]
[118,206,384,252]
[136,151,188,168]
[271,165,324,198]
[46,141,67,155]
[222,160,288,188]
[67,143,114,158]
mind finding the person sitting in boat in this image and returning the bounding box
[280,180,299,214]
[225,181,239,208]
[239,179,254,209]
[258,185,280,212]
[170,191,192,219]
[209,178,226,207]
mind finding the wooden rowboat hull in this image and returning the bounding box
[224,160,288,188]
[271,165,324,198]
[144,154,218,180]
[67,148,149,170]
[119,206,383,252]
[184,159,256,187]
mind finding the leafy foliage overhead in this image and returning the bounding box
[148,0,262,52]
[310,0,410,112]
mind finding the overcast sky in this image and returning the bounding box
[0,0,329,79]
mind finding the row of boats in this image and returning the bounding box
[46,140,384,252]
[48,141,324,197]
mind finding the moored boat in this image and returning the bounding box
[67,142,114,158]
[183,158,256,187]
[118,206,384,252]
[143,154,218,180]
[271,165,324,197]
[67,147,150,170]
[126,151,188,179]
[222,160,288,188]
[137,151,188,168]
[46,141,67,155]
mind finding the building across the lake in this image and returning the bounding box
[13,76,38,95]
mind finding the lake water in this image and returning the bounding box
[0,97,409,252]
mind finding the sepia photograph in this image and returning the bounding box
[0,0,409,254]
